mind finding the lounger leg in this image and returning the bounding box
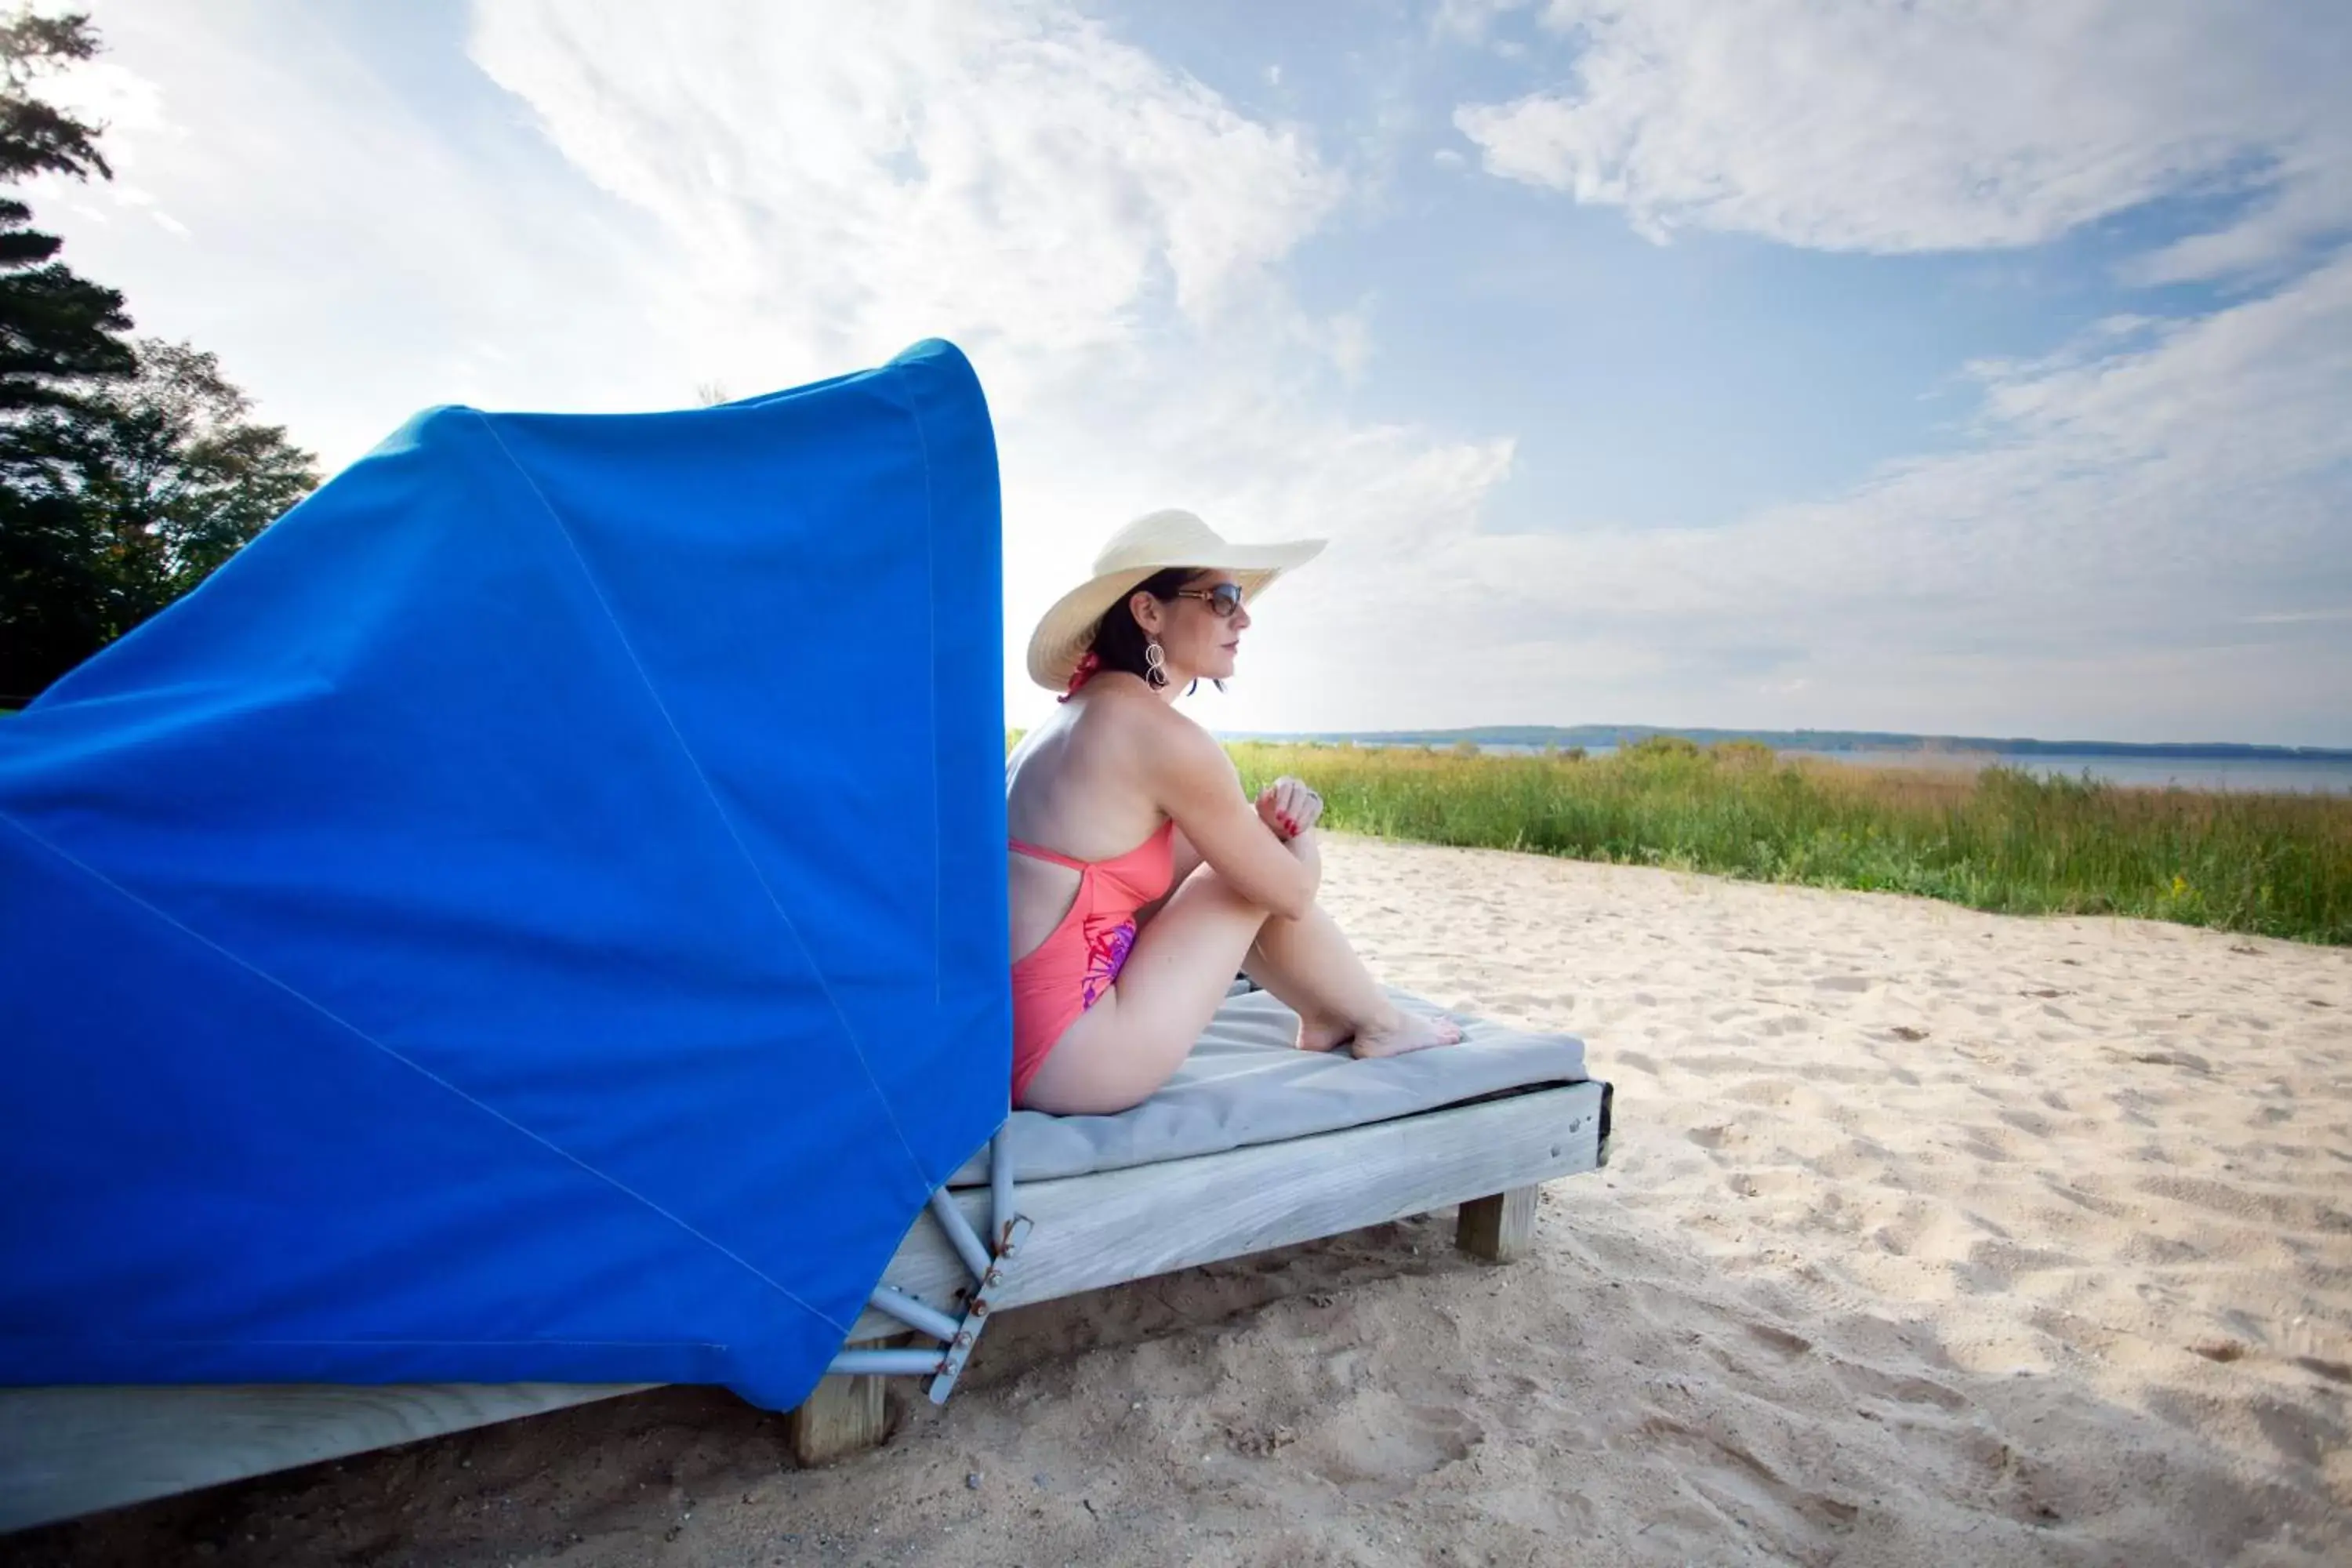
[786,1369,888,1466]
[1456,1185,1540,1263]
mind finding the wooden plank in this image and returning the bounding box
[784,1371,887,1466]
[0,1381,652,1534]
[851,1080,1603,1339]
[1456,1185,1541,1262]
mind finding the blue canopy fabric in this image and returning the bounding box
[0,339,1011,1412]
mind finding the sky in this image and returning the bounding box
[25,0,2352,746]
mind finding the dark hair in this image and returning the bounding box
[1090,566,1224,695]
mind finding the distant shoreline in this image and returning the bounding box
[1219,724,2352,764]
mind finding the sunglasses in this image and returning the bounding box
[1171,583,1247,618]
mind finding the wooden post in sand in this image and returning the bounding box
[1456,1185,1539,1262]
[786,1371,888,1465]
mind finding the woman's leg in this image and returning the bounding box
[1243,900,1463,1057]
[1017,863,1267,1116]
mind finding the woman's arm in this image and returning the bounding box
[1142,714,1319,920]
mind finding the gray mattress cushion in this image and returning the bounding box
[947,986,1588,1187]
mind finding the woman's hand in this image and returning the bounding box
[1256,776,1323,841]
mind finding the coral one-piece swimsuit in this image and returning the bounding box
[1007,821,1177,1103]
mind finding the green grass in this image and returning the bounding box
[1208,735,2352,946]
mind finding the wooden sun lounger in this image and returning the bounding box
[0,1078,1610,1532]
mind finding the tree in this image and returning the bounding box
[0,339,320,698]
[0,10,314,701]
[0,7,107,183]
[0,9,132,412]
[0,196,135,411]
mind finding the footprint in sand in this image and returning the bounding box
[2104,1047,2212,1074]
[1831,1360,1970,1412]
[1744,1322,1814,1358]
[1634,1416,1862,1534]
[1298,1401,1482,1497]
[2246,1395,2342,1469]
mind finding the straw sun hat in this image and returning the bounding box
[1025,509,1326,692]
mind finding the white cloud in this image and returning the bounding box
[1454,0,2350,276]
[27,0,2349,743]
[1430,0,1534,44]
[468,2,1344,392]
[1330,252,2352,740]
[1421,0,2351,745]
[2247,608,2352,626]
[26,1,1512,735]
[459,1,1511,731]
[21,55,174,144]
[26,3,674,464]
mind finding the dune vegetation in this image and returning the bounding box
[1206,735,2352,945]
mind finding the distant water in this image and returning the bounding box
[1373,742,2352,795]
[1803,749,2352,796]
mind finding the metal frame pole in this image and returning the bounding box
[864,1285,963,1344]
[815,1133,1033,1406]
[989,1129,1016,1250]
[927,1186,993,1284]
[827,1348,949,1377]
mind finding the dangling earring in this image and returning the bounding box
[1144,639,1170,689]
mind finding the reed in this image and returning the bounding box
[1218,736,2352,945]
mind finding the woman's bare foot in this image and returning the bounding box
[1295,1014,1355,1053]
[1350,1007,1464,1058]
[1293,1005,1465,1057]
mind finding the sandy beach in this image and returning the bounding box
[13,833,2350,1567]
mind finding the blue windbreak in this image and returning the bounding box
[0,339,1010,1411]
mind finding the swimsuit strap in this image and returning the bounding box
[1007,837,1091,873]
[1008,819,1173,877]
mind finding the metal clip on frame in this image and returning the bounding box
[825,1127,1028,1404]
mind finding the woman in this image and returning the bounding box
[1007,508,1461,1115]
